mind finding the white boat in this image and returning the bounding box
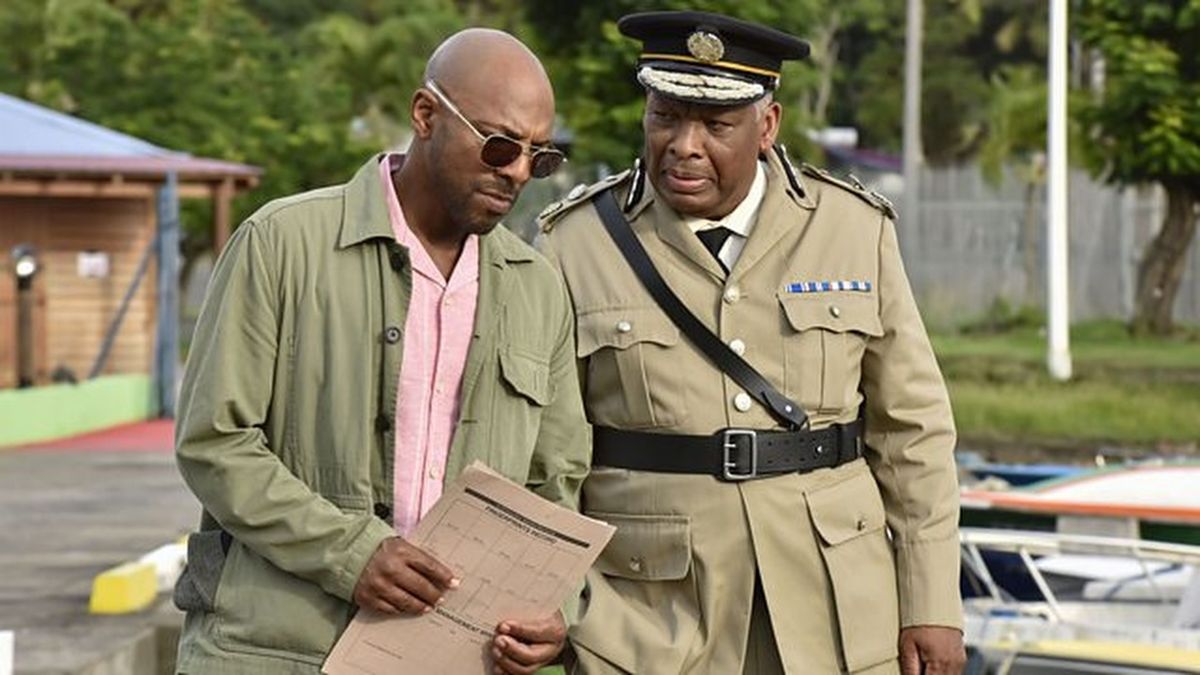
[960,463,1200,546]
[960,528,1200,654]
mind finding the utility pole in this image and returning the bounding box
[155,173,180,416]
[901,0,924,259]
[1047,0,1072,380]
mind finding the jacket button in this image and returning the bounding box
[829,305,842,318]
[374,503,392,520]
[855,516,867,531]
[628,556,643,573]
[615,320,632,333]
[728,338,746,355]
[733,392,752,412]
[387,244,407,271]
[723,286,741,304]
[383,326,402,344]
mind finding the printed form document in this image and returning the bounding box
[323,461,614,674]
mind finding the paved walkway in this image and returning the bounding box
[0,421,196,674]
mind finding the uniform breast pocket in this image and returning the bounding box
[778,293,883,414]
[576,307,685,429]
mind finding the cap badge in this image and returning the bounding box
[686,30,725,64]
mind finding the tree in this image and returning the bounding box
[0,0,376,259]
[835,0,1050,163]
[1077,0,1200,335]
[301,0,466,149]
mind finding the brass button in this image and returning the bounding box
[829,305,842,318]
[616,320,632,333]
[628,556,643,573]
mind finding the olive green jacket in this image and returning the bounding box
[173,155,590,674]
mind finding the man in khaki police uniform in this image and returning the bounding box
[537,11,965,675]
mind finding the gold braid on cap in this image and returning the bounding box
[637,66,765,102]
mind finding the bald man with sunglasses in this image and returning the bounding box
[173,29,587,675]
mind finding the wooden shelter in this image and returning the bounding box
[0,92,259,395]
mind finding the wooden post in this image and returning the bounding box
[213,177,234,255]
[16,275,35,388]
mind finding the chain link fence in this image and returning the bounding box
[881,164,1200,329]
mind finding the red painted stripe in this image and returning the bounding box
[16,420,175,453]
[961,490,1200,524]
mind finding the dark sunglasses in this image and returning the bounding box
[425,80,565,179]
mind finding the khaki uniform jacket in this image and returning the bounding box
[173,155,591,674]
[537,151,961,674]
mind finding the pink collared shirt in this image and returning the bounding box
[380,155,480,537]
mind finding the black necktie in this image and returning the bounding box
[695,226,734,270]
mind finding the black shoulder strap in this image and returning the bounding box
[591,189,809,431]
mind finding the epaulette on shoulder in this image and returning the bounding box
[537,169,632,233]
[799,164,897,220]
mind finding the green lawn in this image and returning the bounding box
[932,320,1200,373]
[930,320,1200,449]
[946,378,1200,446]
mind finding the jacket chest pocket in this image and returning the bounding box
[489,346,551,477]
[576,308,684,429]
[499,346,551,406]
[779,293,882,414]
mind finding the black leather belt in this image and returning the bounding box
[592,421,864,481]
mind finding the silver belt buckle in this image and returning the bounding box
[722,429,758,481]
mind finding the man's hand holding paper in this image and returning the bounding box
[352,537,460,615]
[492,611,568,675]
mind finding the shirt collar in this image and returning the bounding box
[685,160,767,238]
[379,152,479,288]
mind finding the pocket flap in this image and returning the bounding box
[576,308,680,357]
[806,469,887,546]
[589,512,691,581]
[499,348,550,405]
[779,293,883,336]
